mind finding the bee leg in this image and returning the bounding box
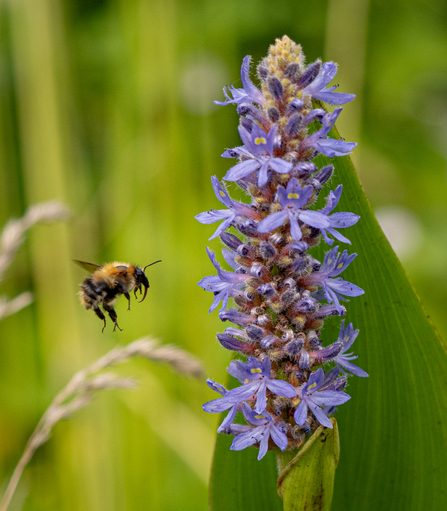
[133,287,139,300]
[93,308,107,333]
[113,322,123,332]
[103,302,122,332]
[124,292,131,311]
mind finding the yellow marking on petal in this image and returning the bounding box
[255,414,266,419]
[251,368,262,374]
[337,263,344,269]
[219,191,226,197]
[255,137,267,145]
[308,383,317,390]
[288,192,300,199]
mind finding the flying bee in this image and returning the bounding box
[74,260,161,332]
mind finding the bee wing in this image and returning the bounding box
[73,260,103,273]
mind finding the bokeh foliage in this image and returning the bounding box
[0,0,446,510]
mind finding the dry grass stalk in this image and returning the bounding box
[0,201,70,324]
[0,337,203,511]
[0,200,70,284]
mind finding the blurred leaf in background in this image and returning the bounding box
[0,0,446,509]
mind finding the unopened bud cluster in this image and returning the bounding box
[197,36,368,460]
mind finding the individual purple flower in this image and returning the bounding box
[303,246,364,313]
[197,248,247,313]
[195,177,260,240]
[203,379,241,433]
[230,404,288,460]
[257,178,330,240]
[333,321,369,377]
[318,185,360,245]
[302,62,356,105]
[215,56,266,106]
[301,109,356,157]
[294,368,351,429]
[223,357,296,413]
[223,124,293,187]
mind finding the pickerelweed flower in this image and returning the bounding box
[197,36,367,460]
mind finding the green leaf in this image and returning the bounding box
[277,418,340,511]
[209,125,447,511]
[209,433,283,511]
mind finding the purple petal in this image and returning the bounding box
[227,361,248,383]
[208,217,234,240]
[195,209,232,225]
[257,161,270,187]
[266,379,296,398]
[224,380,260,403]
[224,159,260,182]
[307,367,325,389]
[289,216,303,241]
[258,210,288,233]
[269,158,294,175]
[299,210,331,229]
[258,430,270,460]
[240,55,265,105]
[294,400,308,426]
[217,404,238,432]
[328,279,364,298]
[314,91,356,105]
[255,382,267,413]
[336,358,369,377]
[311,390,351,406]
[203,397,236,413]
[306,400,333,428]
[323,227,352,245]
[316,139,357,157]
[230,428,259,451]
[329,212,360,228]
[269,424,288,451]
[211,176,232,208]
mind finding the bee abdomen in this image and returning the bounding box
[80,277,109,310]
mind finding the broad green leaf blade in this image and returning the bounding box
[209,125,447,511]
[313,126,447,511]
[209,434,282,511]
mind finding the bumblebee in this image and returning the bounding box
[74,260,161,332]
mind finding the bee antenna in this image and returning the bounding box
[143,260,162,272]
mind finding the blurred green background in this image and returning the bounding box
[0,0,446,509]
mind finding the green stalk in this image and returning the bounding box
[277,418,340,511]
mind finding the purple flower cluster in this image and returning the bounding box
[197,36,367,459]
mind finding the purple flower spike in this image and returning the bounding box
[333,321,369,377]
[224,357,296,413]
[302,62,356,105]
[258,178,330,240]
[318,185,360,245]
[224,124,293,187]
[195,176,260,240]
[294,368,351,429]
[215,56,266,106]
[199,37,365,456]
[230,404,288,460]
[198,248,247,313]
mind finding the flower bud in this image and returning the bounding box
[220,232,243,250]
[297,60,321,88]
[268,77,284,99]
